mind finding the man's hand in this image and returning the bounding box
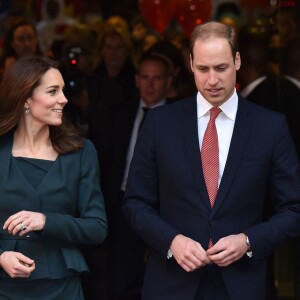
[206,233,248,267]
[170,234,212,272]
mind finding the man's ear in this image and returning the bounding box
[190,54,194,73]
[235,52,241,71]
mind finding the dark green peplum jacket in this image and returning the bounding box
[0,131,108,280]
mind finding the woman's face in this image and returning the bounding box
[26,68,68,127]
[11,25,38,58]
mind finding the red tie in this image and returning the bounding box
[201,107,221,206]
[201,107,221,248]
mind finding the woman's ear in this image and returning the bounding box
[24,99,32,115]
[24,97,32,109]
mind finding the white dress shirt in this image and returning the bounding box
[197,90,238,186]
[168,92,238,259]
[121,99,165,191]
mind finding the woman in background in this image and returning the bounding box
[0,56,107,299]
[1,19,42,73]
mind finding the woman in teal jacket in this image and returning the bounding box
[0,56,107,299]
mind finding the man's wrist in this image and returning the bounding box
[241,233,253,258]
[0,251,4,268]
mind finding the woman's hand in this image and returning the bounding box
[0,251,35,278]
[3,211,46,236]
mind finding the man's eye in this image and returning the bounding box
[216,67,226,72]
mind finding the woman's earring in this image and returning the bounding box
[24,107,30,115]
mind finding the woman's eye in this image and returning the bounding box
[48,89,57,95]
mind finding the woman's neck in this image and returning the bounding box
[12,123,57,160]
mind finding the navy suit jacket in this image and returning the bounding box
[123,95,300,300]
[0,131,107,281]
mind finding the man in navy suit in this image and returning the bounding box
[122,21,300,300]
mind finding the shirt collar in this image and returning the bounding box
[239,76,267,97]
[140,99,166,109]
[285,76,300,89]
[197,89,238,121]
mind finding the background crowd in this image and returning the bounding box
[0,0,299,299]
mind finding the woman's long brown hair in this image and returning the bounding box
[0,56,86,154]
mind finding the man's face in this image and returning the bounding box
[190,37,240,106]
[136,60,171,107]
[101,35,128,70]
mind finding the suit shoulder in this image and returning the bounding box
[240,96,284,119]
[63,139,97,159]
[83,138,98,155]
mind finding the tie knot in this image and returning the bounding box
[210,107,221,121]
[142,107,150,114]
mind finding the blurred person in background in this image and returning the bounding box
[270,6,300,48]
[104,15,130,33]
[130,15,161,68]
[130,15,150,49]
[279,37,300,159]
[214,2,242,36]
[99,53,172,300]
[36,0,77,55]
[58,23,107,147]
[93,25,137,113]
[0,19,41,79]
[279,37,300,298]
[237,27,280,111]
[269,6,300,77]
[146,40,197,103]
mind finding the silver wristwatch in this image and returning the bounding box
[245,235,253,258]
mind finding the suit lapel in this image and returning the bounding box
[180,96,211,210]
[212,97,253,215]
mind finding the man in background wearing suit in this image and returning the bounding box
[101,53,172,300]
[122,21,300,300]
[237,29,279,111]
[279,36,300,158]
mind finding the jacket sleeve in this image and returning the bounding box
[245,116,300,264]
[122,109,180,261]
[42,139,108,245]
